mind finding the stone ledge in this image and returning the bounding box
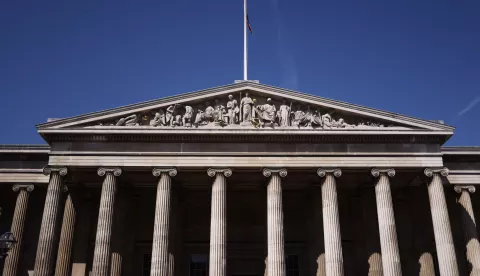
[47,155,443,168]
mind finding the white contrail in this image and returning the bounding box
[271,0,298,90]
[457,96,480,117]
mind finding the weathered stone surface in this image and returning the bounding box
[317,169,344,276]
[54,192,76,276]
[454,185,480,275]
[150,168,177,276]
[91,168,121,276]
[33,167,67,276]
[208,168,231,276]
[264,168,287,276]
[424,168,459,276]
[2,185,34,276]
[371,168,402,276]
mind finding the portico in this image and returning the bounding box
[1,82,480,275]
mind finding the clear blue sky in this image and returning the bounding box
[1,1,479,145]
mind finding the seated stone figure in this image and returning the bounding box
[256,98,276,127]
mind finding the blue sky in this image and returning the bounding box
[1,0,479,145]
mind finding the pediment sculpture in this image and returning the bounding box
[94,92,402,129]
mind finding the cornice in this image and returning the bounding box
[441,146,480,155]
[0,144,50,153]
[39,132,449,144]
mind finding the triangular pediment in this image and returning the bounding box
[37,82,453,134]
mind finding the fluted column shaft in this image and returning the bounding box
[150,168,177,276]
[424,168,459,276]
[91,168,122,276]
[2,185,34,276]
[264,168,287,276]
[454,185,480,275]
[317,169,344,276]
[34,167,67,276]
[208,168,232,276]
[110,253,122,276]
[371,168,402,276]
[54,192,76,276]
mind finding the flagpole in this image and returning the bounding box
[244,0,248,80]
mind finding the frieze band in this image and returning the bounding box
[94,93,401,130]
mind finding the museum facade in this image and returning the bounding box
[0,81,479,276]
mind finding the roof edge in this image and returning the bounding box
[0,144,50,153]
[36,82,454,131]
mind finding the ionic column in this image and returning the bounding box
[424,168,459,276]
[207,168,232,276]
[454,185,480,274]
[91,168,122,276]
[150,168,177,276]
[263,168,287,276]
[2,184,34,276]
[34,167,68,276]
[54,188,76,276]
[317,168,344,276]
[371,168,402,276]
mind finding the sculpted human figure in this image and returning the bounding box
[278,99,291,127]
[194,105,207,125]
[204,102,215,122]
[335,118,354,128]
[292,105,307,126]
[213,99,226,124]
[182,106,193,127]
[322,113,334,129]
[165,105,176,126]
[305,106,323,127]
[170,104,182,126]
[116,114,138,126]
[150,109,165,126]
[226,94,239,124]
[240,92,254,122]
[256,98,276,127]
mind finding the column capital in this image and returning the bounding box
[263,168,287,178]
[317,168,342,178]
[207,168,232,178]
[43,166,68,176]
[371,168,395,178]
[97,167,122,177]
[12,184,34,192]
[152,168,177,177]
[424,167,449,178]
[454,185,476,194]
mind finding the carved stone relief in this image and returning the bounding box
[93,92,405,129]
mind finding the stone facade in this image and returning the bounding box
[0,82,479,276]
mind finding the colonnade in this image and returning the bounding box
[1,166,479,276]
